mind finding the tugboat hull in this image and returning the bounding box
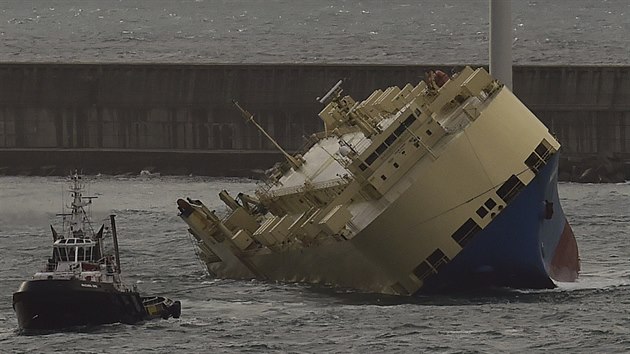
[13,279,146,330]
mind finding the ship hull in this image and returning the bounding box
[13,279,146,331]
[420,153,579,292]
[203,154,578,294]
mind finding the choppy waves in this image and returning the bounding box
[0,0,627,65]
[1,177,630,352]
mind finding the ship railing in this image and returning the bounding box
[258,177,349,199]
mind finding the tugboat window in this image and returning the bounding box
[59,247,67,261]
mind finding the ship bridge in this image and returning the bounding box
[52,238,99,263]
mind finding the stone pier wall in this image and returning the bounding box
[0,63,628,177]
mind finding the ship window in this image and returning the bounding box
[484,198,497,210]
[366,152,378,165]
[425,129,433,136]
[497,175,525,204]
[535,140,551,161]
[77,239,84,244]
[476,206,488,218]
[391,282,409,296]
[68,239,75,244]
[380,175,387,181]
[85,247,92,261]
[59,247,67,261]
[426,249,449,271]
[376,143,387,155]
[525,152,544,173]
[394,124,406,136]
[412,261,433,281]
[385,133,397,146]
[412,249,451,281]
[403,114,416,127]
[451,218,482,248]
[78,247,85,261]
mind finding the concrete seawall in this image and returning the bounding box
[0,63,628,179]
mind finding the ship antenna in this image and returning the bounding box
[232,100,303,170]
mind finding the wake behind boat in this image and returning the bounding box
[13,172,181,331]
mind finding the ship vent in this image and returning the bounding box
[496,175,525,204]
[451,218,482,247]
[412,249,450,281]
[524,140,554,174]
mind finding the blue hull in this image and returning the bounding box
[422,153,579,292]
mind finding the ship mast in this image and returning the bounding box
[489,0,513,90]
[66,171,96,238]
[232,100,304,170]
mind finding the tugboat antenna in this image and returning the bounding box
[232,100,303,170]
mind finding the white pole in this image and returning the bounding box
[489,0,513,90]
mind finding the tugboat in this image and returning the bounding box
[13,172,181,331]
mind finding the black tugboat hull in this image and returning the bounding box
[13,279,146,330]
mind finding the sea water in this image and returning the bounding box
[0,175,629,352]
[0,0,627,65]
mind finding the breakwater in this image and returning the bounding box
[0,63,628,179]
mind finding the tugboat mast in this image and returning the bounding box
[65,171,97,238]
[110,214,122,274]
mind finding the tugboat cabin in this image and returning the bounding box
[52,238,100,264]
[35,237,113,282]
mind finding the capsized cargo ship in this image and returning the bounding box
[177,66,579,295]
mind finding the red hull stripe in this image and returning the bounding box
[549,220,580,282]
